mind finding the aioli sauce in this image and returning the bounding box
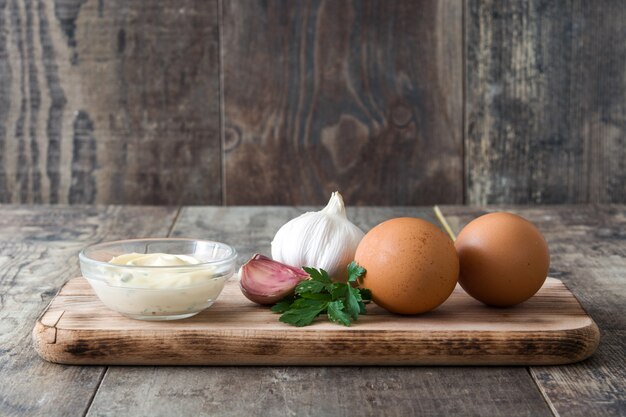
[88,252,229,319]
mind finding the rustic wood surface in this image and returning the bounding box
[0,205,177,416]
[441,205,626,417]
[34,276,599,366]
[0,0,221,205]
[221,0,463,205]
[1,204,623,416]
[466,0,626,205]
[1,0,625,205]
[87,367,553,417]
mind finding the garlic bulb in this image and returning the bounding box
[271,192,364,281]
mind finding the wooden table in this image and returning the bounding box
[1,205,624,416]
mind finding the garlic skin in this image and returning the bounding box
[239,254,309,305]
[271,192,365,281]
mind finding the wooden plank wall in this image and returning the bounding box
[0,0,623,205]
[466,0,626,204]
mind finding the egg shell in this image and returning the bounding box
[355,217,459,315]
[455,212,550,307]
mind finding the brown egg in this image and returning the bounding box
[355,217,459,315]
[455,212,550,307]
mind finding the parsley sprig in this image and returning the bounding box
[270,261,371,327]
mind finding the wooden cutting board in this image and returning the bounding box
[33,277,599,366]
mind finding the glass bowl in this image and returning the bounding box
[79,238,237,320]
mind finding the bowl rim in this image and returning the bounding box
[79,237,238,270]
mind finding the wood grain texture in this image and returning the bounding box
[221,0,463,205]
[35,276,599,365]
[0,0,221,205]
[0,205,177,417]
[86,367,553,417]
[85,206,554,417]
[2,0,625,206]
[441,205,626,416]
[466,0,626,205]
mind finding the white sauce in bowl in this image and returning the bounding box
[86,252,231,319]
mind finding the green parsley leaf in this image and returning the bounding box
[327,300,351,326]
[359,288,372,301]
[345,286,362,320]
[279,299,328,327]
[299,292,333,301]
[289,297,323,309]
[272,262,370,327]
[302,266,333,284]
[270,298,294,313]
[358,301,367,315]
[329,282,348,299]
[295,279,326,295]
[347,261,366,283]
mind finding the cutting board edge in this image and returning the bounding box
[33,317,600,366]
